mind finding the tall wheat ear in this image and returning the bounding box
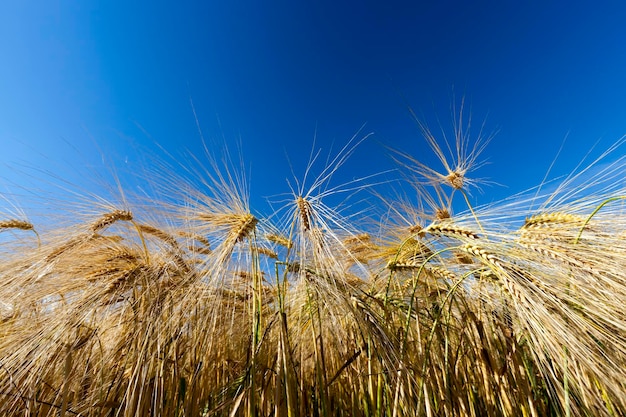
[392,98,494,193]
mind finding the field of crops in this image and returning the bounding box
[1,121,625,416]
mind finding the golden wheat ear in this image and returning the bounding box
[266,232,293,249]
[0,219,34,231]
[89,209,134,233]
[0,219,40,246]
[391,99,494,194]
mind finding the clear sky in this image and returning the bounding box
[2,1,626,218]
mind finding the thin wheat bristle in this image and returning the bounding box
[81,247,145,293]
[90,210,133,232]
[285,261,301,273]
[104,267,142,295]
[46,236,85,261]
[178,231,211,247]
[187,244,212,255]
[234,270,253,280]
[308,227,325,246]
[385,239,435,271]
[93,234,124,243]
[234,270,267,284]
[343,272,364,286]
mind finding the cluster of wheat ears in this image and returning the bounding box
[1,117,626,417]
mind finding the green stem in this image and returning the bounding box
[574,196,626,244]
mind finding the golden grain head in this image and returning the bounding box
[523,212,585,227]
[427,223,480,240]
[400,238,433,259]
[296,196,312,231]
[137,224,179,249]
[0,219,34,231]
[428,265,457,281]
[386,259,421,270]
[435,207,451,220]
[91,210,133,232]
[253,246,279,260]
[342,233,371,246]
[446,170,465,190]
[196,212,257,243]
[234,213,258,242]
[408,223,424,235]
[267,233,293,249]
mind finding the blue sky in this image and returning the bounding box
[2,1,626,219]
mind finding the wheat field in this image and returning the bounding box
[1,121,626,416]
